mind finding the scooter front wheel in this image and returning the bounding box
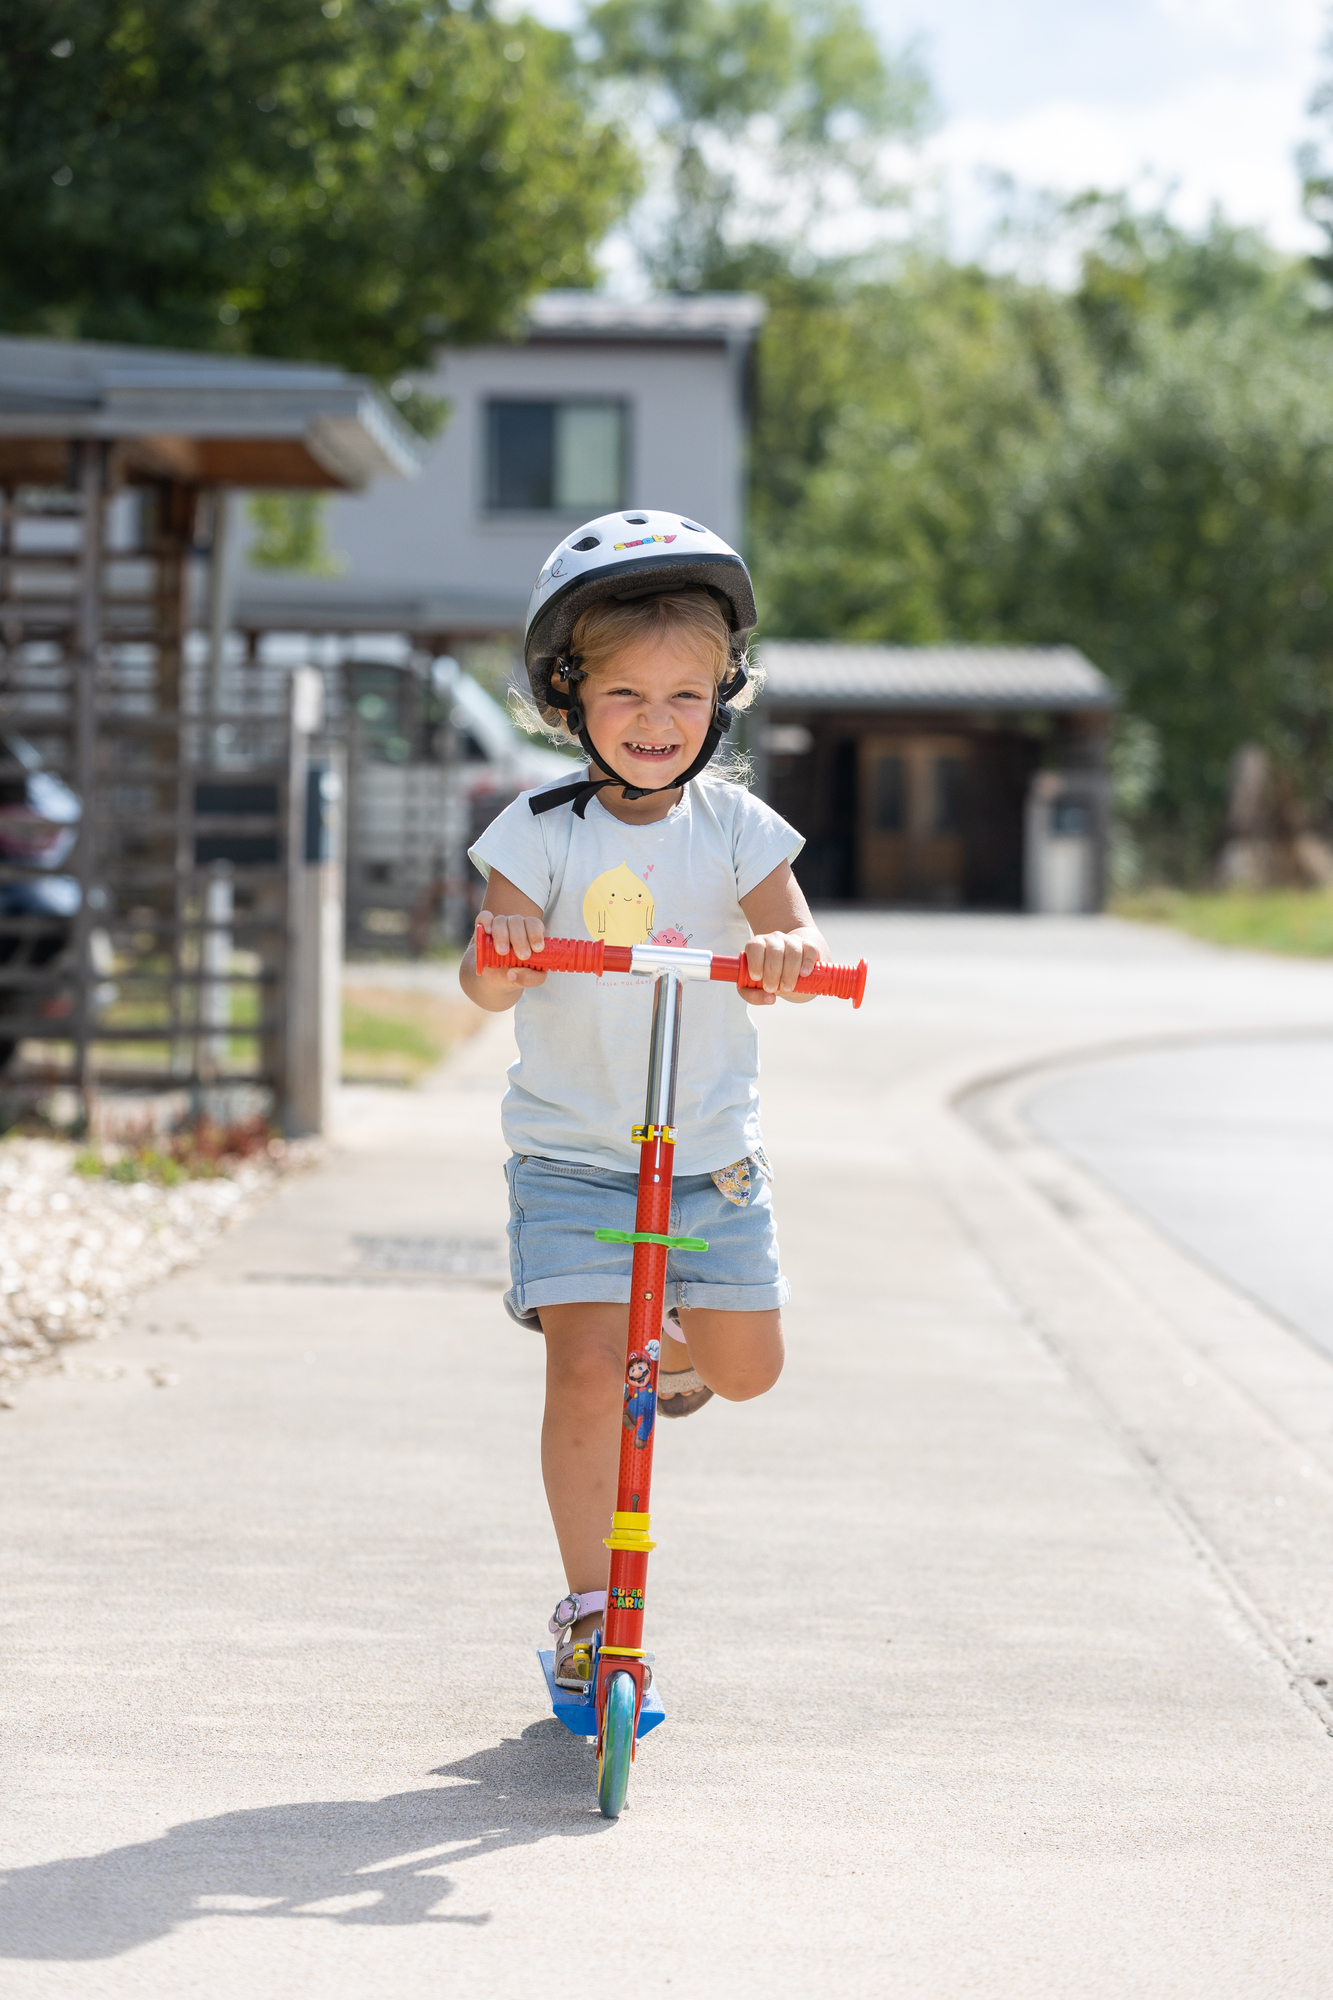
[597,1671,636,1819]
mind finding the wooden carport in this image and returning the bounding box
[0,335,420,1129]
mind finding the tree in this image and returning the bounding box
[0,0,638,379]
[998,298,1333,874]
[582,0,928,288]
[745,210,1333,876]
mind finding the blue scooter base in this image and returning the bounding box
[537,1649,666,1738]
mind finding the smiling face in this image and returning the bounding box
[576,633,716,791]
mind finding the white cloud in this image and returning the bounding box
[925,67,1326,255]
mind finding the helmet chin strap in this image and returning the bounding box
[529,656,749,820]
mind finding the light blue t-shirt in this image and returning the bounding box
[468,773,803,1174]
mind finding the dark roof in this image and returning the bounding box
[0,334,422,488]
[525,291,765,344]
[754,642,1115,712]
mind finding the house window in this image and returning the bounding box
[485,400,626,512]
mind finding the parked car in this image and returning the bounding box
[0,733,114,1075]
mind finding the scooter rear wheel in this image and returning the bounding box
[597,1671,636,1819]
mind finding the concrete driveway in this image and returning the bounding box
[6,915,1333,1997]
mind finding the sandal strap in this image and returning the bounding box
[549,1589,606,1634]
[660,1364,706,1395]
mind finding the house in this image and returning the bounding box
[233,290,767,645]
[228,290,765,946]
[748,643,1116,913]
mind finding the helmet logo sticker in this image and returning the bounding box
[613,534,676,551]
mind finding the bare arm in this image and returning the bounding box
[737,859,827,1006]
[458,869,548,1012]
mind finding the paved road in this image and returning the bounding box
[1025,1035,1333,1361]
[7,916,1333,1997]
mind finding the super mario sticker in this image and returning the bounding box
[623,1350,656,1445]
[610,1585,645,1612]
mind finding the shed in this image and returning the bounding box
[750,642,1116,912]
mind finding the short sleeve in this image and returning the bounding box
[728,788,804,899]
[468,791,557,910]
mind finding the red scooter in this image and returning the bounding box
[475,923,868,1816]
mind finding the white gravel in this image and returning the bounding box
[0,1137,312,1400]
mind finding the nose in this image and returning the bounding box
[635,696,676,730]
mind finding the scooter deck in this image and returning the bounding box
[537,1649,666,1739]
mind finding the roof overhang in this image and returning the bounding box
[0,336,423,490]
[232,574,525,638]
[523,290,766,349]
[754,642,1116,714]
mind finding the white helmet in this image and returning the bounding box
[523,508,758,820]
[524,507,756,684]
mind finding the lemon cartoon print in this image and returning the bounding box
[583,862,655,946]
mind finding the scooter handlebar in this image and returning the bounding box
[474,924,867,1007]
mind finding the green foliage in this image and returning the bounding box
[747,209,1333,876]
[1114,888,1333,958]
[995,300,1333,871]
[583,0,928,286]
[750,258,1082,641]
[246,494,343,574]
[0,0,638,377]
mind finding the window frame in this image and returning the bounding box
[480,395,631,518]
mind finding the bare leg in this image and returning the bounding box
[538,1303,784,1642]
[673,1307,784,1400]
[539,1302,627,1642]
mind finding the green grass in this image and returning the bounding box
[1114,887,1333,958]
[340,988,482,1084]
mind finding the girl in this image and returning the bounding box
[459,509,826,1689]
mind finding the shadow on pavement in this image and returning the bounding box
[3,1723,608,1961]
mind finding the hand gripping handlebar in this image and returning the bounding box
[474,924,868,1007]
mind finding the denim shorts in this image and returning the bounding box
[503,1153,790,1328]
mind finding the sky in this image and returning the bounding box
[527,0,1333,267]
[870,0,1330,254]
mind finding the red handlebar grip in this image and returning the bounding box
[732,954,868,1008]
[475,923,609,976]
[476,924,867,1006]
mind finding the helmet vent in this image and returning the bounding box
[570,536,601,551]
[622,514,648,524]
[680,519,706,532]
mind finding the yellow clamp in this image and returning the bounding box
[599,1645,647,1659]
[603,1509,656,1554]
[631,1124,677,1145]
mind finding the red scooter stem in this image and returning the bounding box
[591,972,685,1755]
[474,925,868,1007]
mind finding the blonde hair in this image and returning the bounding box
[512,589,762,788]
